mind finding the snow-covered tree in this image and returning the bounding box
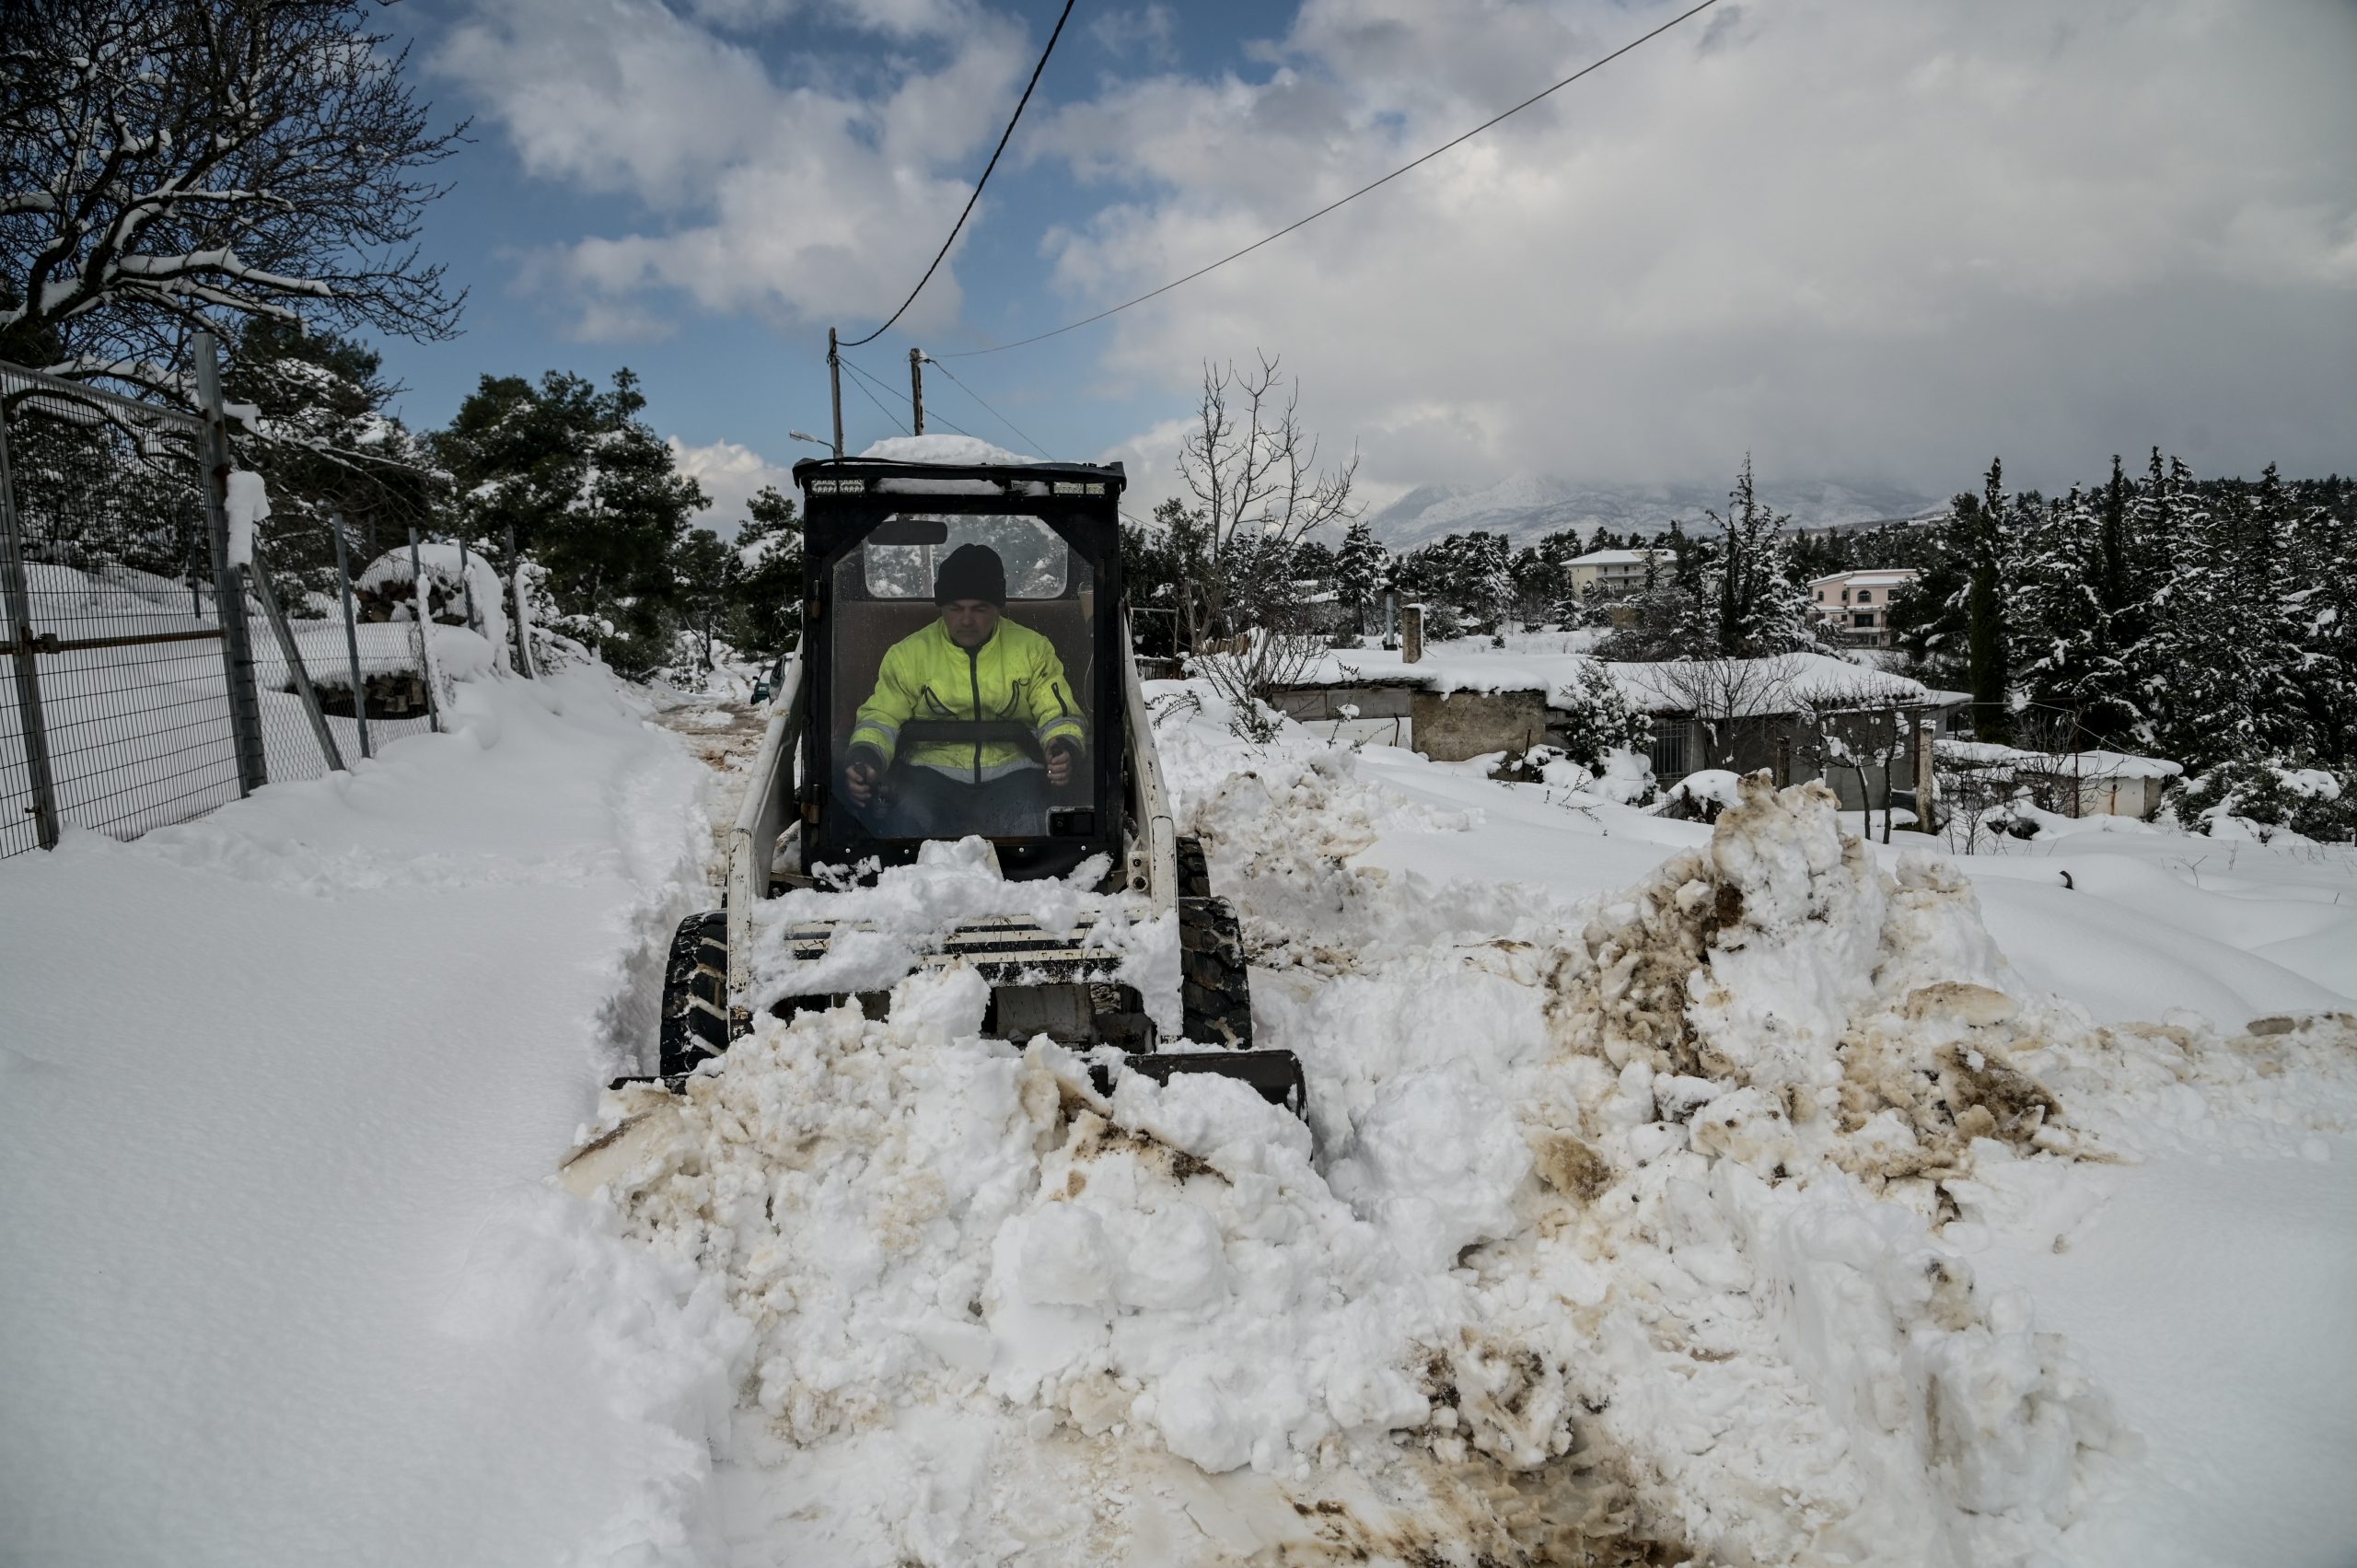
[726,484,803,657]
[1695,458,1817,659]
[1,0,464,395]
[1333,518,1388,636]
[1552,661,1655,770]
[2145,459,2310,769]
[432,367,706,677]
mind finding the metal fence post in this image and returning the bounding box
[247,541,343,773]
[0,403,61,849]
[505,523,538,679]
[330,513,371,758]
[193,330,268,794]
[409,528,441,734]
[457,536,477,631]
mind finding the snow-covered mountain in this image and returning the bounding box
[1367,475,1941,549]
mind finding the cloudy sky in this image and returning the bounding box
[377,0,2357,528]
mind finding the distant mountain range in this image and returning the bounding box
[1365,476,1944,550]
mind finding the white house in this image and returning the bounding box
[1808,568,1920,647]
[1566,548,1671,601]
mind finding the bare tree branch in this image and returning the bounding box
[1,0,466,397]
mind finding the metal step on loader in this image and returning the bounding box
[643,452,1305,1115]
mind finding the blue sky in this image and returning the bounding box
[367,0,2357,532]
[378,0,1306,519]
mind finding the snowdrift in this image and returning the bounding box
[566,748,2356,1564]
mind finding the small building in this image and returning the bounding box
[1566,549,1672,602]
[1269,645,1951,822]
[1611,653,1939,816]
[1808,569,1920,647]
[1935,740,2181,819]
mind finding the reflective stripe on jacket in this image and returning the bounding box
[849,617,1086,783]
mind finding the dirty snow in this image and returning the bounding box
[561,684,2357,1565]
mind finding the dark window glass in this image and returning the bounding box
[830,515,1096,841]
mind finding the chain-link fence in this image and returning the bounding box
[0,345,353,858]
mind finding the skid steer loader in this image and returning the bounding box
[646,453,1305,1112]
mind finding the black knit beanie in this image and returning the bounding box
[934,543,1007,606]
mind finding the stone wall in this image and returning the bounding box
[1411,688,1549,761]
[1276,684,1554,760]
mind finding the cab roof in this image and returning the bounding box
[790,456,1126,501]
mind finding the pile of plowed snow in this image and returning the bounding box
[567,755,2357,1565]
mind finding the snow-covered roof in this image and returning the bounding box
[1608,653,1929,716]
[1935,738,2183,780]
[1568,549,1666,566]
[1281,645,1929,716]
[860,434,1035,467]
[1810,568,1920,588]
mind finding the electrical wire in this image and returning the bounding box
[839,357,910,436]
[942,0,1721,359]
[838,353,987,445]
[922,355,1051,459]
[838,0,1078,348]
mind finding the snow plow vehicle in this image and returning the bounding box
[647,452,1304,1111]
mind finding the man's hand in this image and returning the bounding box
[844,757,879,805]
[1046,741,1077,787]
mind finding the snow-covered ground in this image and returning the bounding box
[0,669,736,1564]
[4,674,2351,1566]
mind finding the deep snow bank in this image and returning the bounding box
[569,736,2357,1563]
[0,670,737,1567]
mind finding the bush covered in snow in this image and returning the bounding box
[2171,759,2356,843]
[1550,659,1655,771]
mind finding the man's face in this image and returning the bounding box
[942,598,1001,648]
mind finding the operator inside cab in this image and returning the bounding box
[841,543,1086,838]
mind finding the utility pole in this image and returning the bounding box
[909,348,925,436]
[827,327,844,458]
[193,329,268,796]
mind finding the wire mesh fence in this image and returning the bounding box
[0,363,249,856]
[251,507,443,762]
[0,349,410,858]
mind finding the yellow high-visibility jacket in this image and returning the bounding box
[848,618,1086,782]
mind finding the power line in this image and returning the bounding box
[943,0,1721,360]
[839,0,1078,349]
[923,356,1051,459]
[838,354,986,445]
[838,356,909,436]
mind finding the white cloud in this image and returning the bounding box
[669,436,797,533]
[1089,5,1176,67]
[1031,0,2357,493]
[436,0,1029,338]
[447,0,2357,494]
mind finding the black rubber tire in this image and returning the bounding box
[1178,894,1254,1049]
[1175,835,1215,901]
[658,910,731,1077]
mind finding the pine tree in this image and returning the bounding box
[1702,457,1816,657]
[1333,519,1389,637]
[1471,532,1515,635]
[672,528,738,671]
[2139,455,2307,769]
[2289,482,2357,766]
[1554,661,1655,769]
[727,484,803,656]
[433,367,707,676]
[1948,459,2015,741]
